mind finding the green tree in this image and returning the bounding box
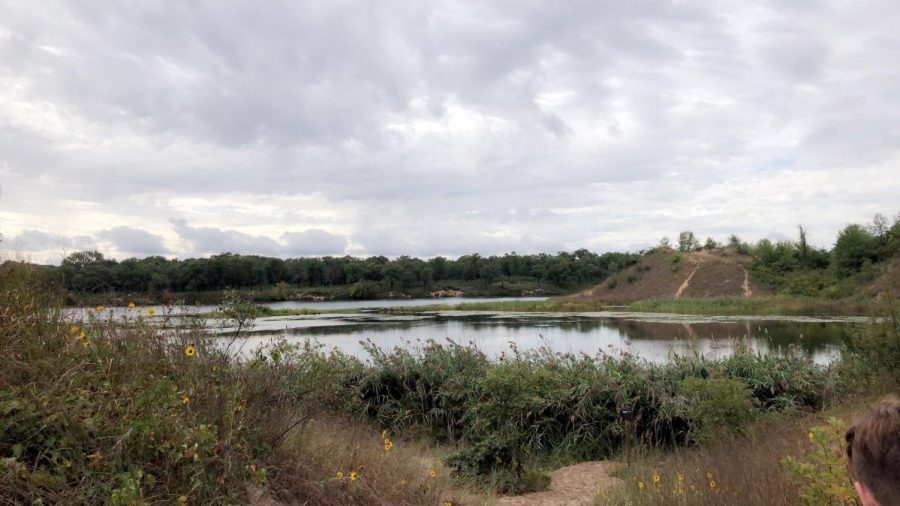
[678,231,699,252]
[832,224,877,278]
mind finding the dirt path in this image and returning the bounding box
[675,260,701,298]
[741,267,752,297]
[497,461,624,506]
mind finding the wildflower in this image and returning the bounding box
[638,481,645,490]
[677,473,684,482]
[349,471,358,481]
[429,470,437,478]
[70,325,80,334]
[82,341,90,348]
[177,496,187,505]
[384,439,393,451]
[148,308,156,316]
[706,472,713,480]
[128,302,136,309]
[808,431,815,441]
[185,345,196,357]
[95,305,104,313]
[653,474,661,483]
[77,331,86,340]
[336,471,344,479]
[181,396,190,405]
[709,480,717,489]
[444,502,453,506]
[382,429,388,439]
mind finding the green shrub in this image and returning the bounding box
[675,377,756,444]
[782,417,858,505]
[845,306,900,382]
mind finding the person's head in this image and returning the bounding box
[845,396,900,506]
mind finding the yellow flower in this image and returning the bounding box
[384,439,393,451]
[77,331,86,341]
[147,308,156,316]
[82,341,90,348]
[349,471,358,481]
[336,471,344,479]
[808,431,814,440]
[444,502,453,506]
[429,470,437,478]
[127,302,136,309]
[181,396,190,405]
[382,429,388,439]
[70,325,80,334]
[177,496,187,505]
[184,345,196,357]
[638,481,645,490]
[653,474,660,483]
[706,472,713,480]
[95,305,104,313]
[677,473,684,482]
[709,480,717,489]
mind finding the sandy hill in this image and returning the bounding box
[577,248,773,303]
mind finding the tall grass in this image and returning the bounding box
[0,263,455,505]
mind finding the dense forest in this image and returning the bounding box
[5,212,897,302]
[31,249,640,299]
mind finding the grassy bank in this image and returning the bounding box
[626,295,891,316]
[382,294,892,316]
[380,299,609,314]
[3,261,897,504]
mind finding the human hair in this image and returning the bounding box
[845,396,900,506]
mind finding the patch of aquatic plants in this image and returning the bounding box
[351,339,847,490]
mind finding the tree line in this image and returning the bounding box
[47,249,640,295]
[667,213,900,297]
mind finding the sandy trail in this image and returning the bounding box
[675,260,701,298]
[497,461,624,506]
[742,267,752,297]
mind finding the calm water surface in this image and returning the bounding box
[76,298,866,364]
[232,310,864,364]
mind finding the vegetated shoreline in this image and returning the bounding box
[376,295,893,317]
[3,261,898,505]
[61,280,573,307]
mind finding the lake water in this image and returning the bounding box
[75,297,867,364]
[228,309,865,365]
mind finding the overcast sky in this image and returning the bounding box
[1,1,898,263]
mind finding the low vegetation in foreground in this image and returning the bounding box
[1,263,897,504]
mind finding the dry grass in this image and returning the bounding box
[269,416,473,506]
[603,389,895,506]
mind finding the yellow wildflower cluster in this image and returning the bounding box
[334,470,359,482]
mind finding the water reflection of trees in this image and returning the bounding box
[250,314,858,357]
[612,319,854,353]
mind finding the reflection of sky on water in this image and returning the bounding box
[66,298,863,365]
[237,315,854,365]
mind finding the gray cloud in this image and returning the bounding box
[171,219,347,257]
[1,0,898,262]
[282,230,349,257]
[97,226,171,256]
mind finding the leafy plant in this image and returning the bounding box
[782,417,860,505]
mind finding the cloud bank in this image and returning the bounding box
[1,1,898,263]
